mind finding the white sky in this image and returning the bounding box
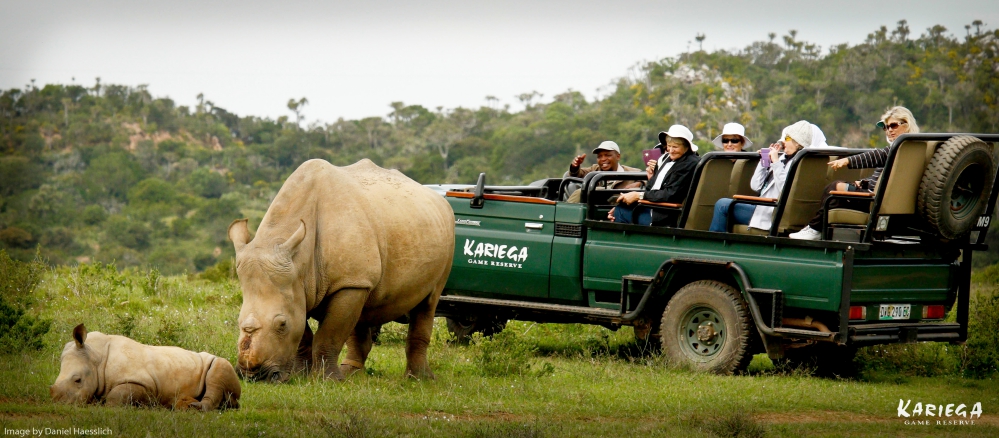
[2,0,997,123]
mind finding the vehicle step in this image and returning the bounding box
[622,274,654,283]
[773,327,836,338]
[439,295,621,318]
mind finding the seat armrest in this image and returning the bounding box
[732,195,777,205]
[638,200,682,208]
[829,190,873,197]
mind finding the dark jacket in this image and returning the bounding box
[644,148,699,204]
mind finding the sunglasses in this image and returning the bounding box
[784,135,793,142]
[881,121,908,131]
[722,138,743,144]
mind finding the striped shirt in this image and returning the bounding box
[847,146,889,191]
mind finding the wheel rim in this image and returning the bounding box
[949,164,984,220]
[677,306,726,359]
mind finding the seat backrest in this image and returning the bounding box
[683,158,735,230]
[774,155,832,233]
[878,140,937,215]
[729,157,761,196]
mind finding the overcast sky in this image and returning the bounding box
[2,0,997,124]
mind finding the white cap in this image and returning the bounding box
[591,140,621,154]
[658,125,697,151]
[810,124,828,147]
[711,123,754,149]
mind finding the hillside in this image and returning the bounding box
[2,20,998,273]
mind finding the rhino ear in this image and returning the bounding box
[72,324,87,348]
[278,220,307,256]
[228,219,252,253]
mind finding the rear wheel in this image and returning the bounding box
[660,281,755,375]
[918,135,995,239]
[445,315,507,344]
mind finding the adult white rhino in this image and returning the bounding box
[228,159,454,382]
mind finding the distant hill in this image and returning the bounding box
[2,20,998,272]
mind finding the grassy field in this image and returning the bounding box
[2,263,998,437]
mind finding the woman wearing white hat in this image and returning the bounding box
[610,125,699,226]
[708,120,813,233]
[712,123,753,152]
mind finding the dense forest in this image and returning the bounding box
[2,20,998,274]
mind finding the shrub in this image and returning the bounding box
[81,204,107,225]
[0,250,52,354]
[473,329,537,377]
[959,285,999,378]
[200,258,235,283]
[0,227,34,248]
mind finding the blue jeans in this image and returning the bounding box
[613,204,653,225]
[709,198,756,232]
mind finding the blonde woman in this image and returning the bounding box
[790,106,919,240]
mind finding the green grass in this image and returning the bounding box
[2,267,998,437]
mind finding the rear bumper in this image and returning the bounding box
[848,322,962,346]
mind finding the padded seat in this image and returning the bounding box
[827,209,870,224]
[825,140,940,238]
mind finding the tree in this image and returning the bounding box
[287,97,308,127]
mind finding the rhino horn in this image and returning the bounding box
[72,324,87,348]
[228,219,252,253]
[278,220,307,256]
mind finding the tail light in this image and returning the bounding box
[849,306,866,320]
[923,305,945,319]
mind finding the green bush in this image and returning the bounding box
[81,204,107,225]
[200,258,234,283]
[959,286,999,378]
[0,250,52,354]
[472,329,537,377]
[0,227,34,248]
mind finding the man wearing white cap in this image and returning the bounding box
[712,123,753,152]
[611,125,699,226]
[565,141,642,203]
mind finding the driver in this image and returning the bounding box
[564,141,642,203]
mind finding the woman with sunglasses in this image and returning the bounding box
[789,106,920,240]
[708,121,813,233]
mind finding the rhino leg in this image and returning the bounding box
[405,292,439,380]
[340,323,375,377]
[192,358,241,411]
[105,383,155,407]
[312,288,367,381]
[293,323,314,374]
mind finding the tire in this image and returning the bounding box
[445,315,507,344]
[918,136,995,239]
[660,280,755,375]
[778,343,858,378]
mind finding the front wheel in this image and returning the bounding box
[660,280,755,375]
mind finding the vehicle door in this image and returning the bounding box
[445,195,555,299]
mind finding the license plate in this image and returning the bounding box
[879,304,911,320]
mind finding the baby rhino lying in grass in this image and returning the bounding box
[51,324,240,410]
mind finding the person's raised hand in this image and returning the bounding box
[571,154,587,168]
[829,158,849,170]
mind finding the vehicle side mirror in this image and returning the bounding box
[471,173,486,208]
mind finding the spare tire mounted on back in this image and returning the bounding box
[917,135,995,240]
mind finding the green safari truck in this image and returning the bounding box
[433,133,999,375]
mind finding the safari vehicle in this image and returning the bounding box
[432,133,999,375]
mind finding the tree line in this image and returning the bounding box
[2,20,998,272]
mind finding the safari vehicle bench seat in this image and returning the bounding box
[824,140,940,239]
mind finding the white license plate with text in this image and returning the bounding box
[879,304,911,320]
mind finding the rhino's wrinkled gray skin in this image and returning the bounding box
[228,159,454,382]
[50,324,240,410]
